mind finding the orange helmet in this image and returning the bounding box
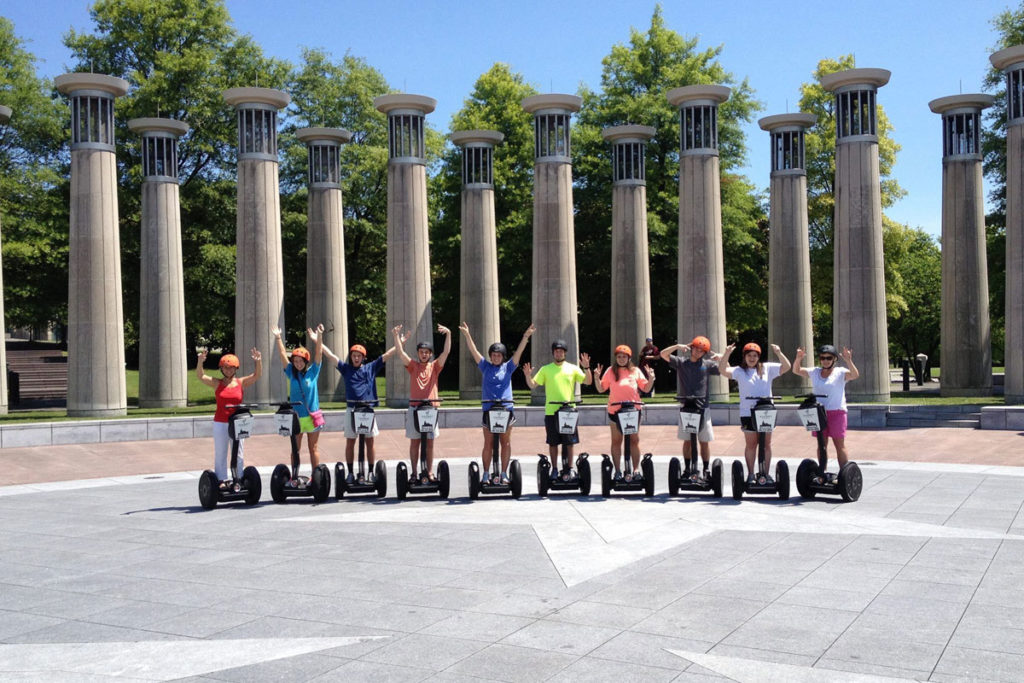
[614,344,632,357]
[742,342,762,355]
[349,344,367,356]
[219,354,240,368]
[690,336,711,352]
[290,346,311,362]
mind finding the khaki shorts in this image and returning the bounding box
[678,414,714,442]
[343,407,380,439]
[405,407,440,439]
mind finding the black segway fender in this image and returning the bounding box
[270,464,290,504]
[395,462,409,500]
[668,457,681,496]
[536,456,550,497]
[438,460,451,500]
[374,460,388,498]
[312,464,331,503]
[711,458,723,498]
[509,459,523,499]
[600,455,613,498]
[641,454,655,497]
[198,470,219,509]
[335,463,347,499]
[776,460,790,501]
[731,460,745,500]
[577,454,591,496]
[796,458,818,500]
[838,461,863,502]
[242,466,262,505]
[468,461,481,500]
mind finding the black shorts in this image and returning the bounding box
[544,414,579,446]
[740,416,755,433]
[607,412,636,435]
[481,411,517,429]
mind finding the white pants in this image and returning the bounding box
[213,421,244,480]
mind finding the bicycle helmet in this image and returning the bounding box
[219,354,240,368]
[818,344,838,357]
[487,342,508,358]
[614,344,632,356]
[416,341,433,352]
[551,339,568,352]
[742,342,761,355]
[349,344,367,356]
[690,336,711,352]
[290,346,311,362]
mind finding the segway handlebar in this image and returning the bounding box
[795,393,827,399]
[410,398,443,406]
[343,399,379,408]
[547,400,582,407]
[483,399,514,408]
[749,395,782,401]
[610,401,643,408]
[225,403,261,410]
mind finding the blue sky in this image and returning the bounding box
[4,0,1017,237]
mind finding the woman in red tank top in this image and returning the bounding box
[197,347,263,483]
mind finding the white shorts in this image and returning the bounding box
[343,407,380,439]
[405,407,440,440]
[678,414,714,442]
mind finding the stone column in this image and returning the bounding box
[928,95,994,397]
[223,87,290,405]
[128,117,189,408]
[992,45,1024,404]
[667,85,730,401]
[602,125,654,356]
[296,127,351,401]
[523,94,583,405]
[822,69,891,402]
[55,73,129,417]
[375,94,436,407]
[0,105,10,415]
[452,130,504,399]
[759,113,816,392]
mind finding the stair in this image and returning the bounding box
[885,405,981,428]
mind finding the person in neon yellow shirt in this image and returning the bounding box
[523,339,593,479]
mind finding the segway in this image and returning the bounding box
[335,400,387,499]
[269,402,331,504]
[794,394,863,502]
[600,401,654,497]
[731,396,789,501]
[667,396,722,498]
[537,401,591,496]
[198,403,262,509]
[468,400,523,499]
[395,398,450,500]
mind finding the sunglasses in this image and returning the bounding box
[819,355,836,361]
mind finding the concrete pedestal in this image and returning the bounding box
[0,105,9,414]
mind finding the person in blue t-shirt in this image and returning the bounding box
[273,324,324,484]
[322,324,409,484]
[458,321,535,485]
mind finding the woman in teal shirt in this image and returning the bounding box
[273,324,324,482]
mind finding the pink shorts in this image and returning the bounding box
[813,410,847,440]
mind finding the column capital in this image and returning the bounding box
[0,105,11,124]
[127,117,190,137]
[55,73,128,97]
[928,94,995,115]
[991,44,1024,72]
[223,87,289,109]
[522,94,581,114]
[374,94,436,115]
[601,125,655,143]
[451,129,504,147]
[295,127,352,145]
[666,85,729,108]
[821,68,890,93]
[758,112,816,132]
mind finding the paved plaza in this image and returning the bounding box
[1,423,1023,681]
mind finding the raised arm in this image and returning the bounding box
[321,343,340,367]
[842,347,860,381]
[510,323,536,366]
[195,348,220,388]
[458,321,483,364]
[791,347,810,378]
[435,324,453,366]
[718,343,736,379]
[771,344,791,375]
[522,362,538,389]
[308,324,324,365]
[580,352,594,386]
[592,363,608,393]
[660,343,686,362]
[239,348,263,388]
[394,324,412,367]
[638,364,654,391]
[381,325,410,362]
[271,326,288,368]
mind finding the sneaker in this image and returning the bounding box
[633,471,643,481]
[765,475,775,485]
[746,474,755,485]
[367,473,375,484]
[481,473,491,485]
[703,470,710,482]
[550,468,559,481]
[500,473,509,485]
[614,471,624,482]
[346,473,355,484]
[826,472,838,484]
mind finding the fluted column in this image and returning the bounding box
[452,130,504,398]
[223,87,290,405]
[296,127,351,401]
[55,73,129,417]
[128,117,189,408]
[375,94,436,407]
[822,68,891,402]
[602,125,654,356]
[0,105,10,415]
[992,45,1024,403]
[759,113,815,392]
[668,85,729,401]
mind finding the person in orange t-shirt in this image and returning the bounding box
[395,323,452,480]
[593,344,653,481]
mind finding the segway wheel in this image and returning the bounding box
[438,460,451,499]
[242,466,262,505]
[668,457,681,496]
[642,455,655,497]
[600,456,612,498]
[578,457,591,496]
[312,464,331,503]
[509,460,523,499]
[731,460,745,500]
[796,458,818,500]
[270,464,290,504]
[374,460,388,498]
[198,470,219,509]
[711,458,723,498]
[838,461,863,503]
[396,462,409,500]
[468,461,481,500]
[335,463,347,499]
[537,459,550,497]
[776,460,790,501]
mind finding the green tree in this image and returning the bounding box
[798,56,905,346]
[884,222,941,363]
[63,0,291,361]
[0,17,70,337]
[572,5,765,364]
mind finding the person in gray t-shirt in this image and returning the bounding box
[661,336,721,479]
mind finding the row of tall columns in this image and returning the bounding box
[0,105,9,414]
